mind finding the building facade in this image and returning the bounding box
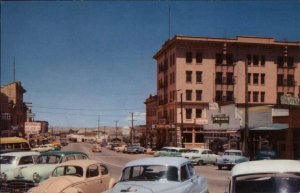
[0,81,27,137]
[151,35,300,149]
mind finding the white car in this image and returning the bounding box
[103,157,209,193]
[182,148,219,165]
[27,159,116,193]
[0,151,40,172]
[227,160,300,193]
[31,144,54,153]
[216,149,249,170]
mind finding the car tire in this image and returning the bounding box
[218,165,222,170]
[198,160,204,166]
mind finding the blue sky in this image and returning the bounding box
[1,1,300,128]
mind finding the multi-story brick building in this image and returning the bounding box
[0,81,27,137]
[149,35,300,151]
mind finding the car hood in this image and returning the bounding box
[108,181,184,193]
[0,164,14,172]
[12,164,56,182]
[28,176,82,193]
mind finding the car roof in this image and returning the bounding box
[161,147,186,150]
[190,148,209,151]
[56,159,102,168]
[232,160,300,177]
[125,157,190,168]
[1,151,40,157]
[225,149,242,152]
[40,150,88,157]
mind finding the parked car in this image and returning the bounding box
[126,145,146,154]
[45,143,61,151]
[113,144,127,152]
[31,144,54,153]
[182,148,219,165]
[226,160,300,193]
[253,149,279,160]
[216,149,249,170]
[154,147,187,157]
[103,157,209,193]
[0,151,40,172]
[92,144,102,152]
[0,151,89,193]
[27,159,116,193]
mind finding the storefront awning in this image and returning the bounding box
[250,123,288,131]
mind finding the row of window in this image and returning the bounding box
[248,73,265,85]
[277,74,295,86]
[247,91,266,103]
[157,108,203,122]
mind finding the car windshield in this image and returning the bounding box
[234,173,300,193]
[224,152,241,156]
[52,165,84,177]
[37,155,61,164]
[121,165,179,182]
[0,156,16,164]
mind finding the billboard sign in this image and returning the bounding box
[25,122,41,134]
[212,114,229,124]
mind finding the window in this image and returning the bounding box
[87,165,99,178]
[261,55,265,66]
[216,72,223,84]
[65,155,75,161]
[180,165,190,181]
[253,92,259,102]
[226,53,234,65]
[227,73,234,84]
[287,57,294,68]
[248,73,251,84]
[196,109,202,118]
[196,52,202,63]
[216,53,223,64]
[186,109,192,119]
[227,91,234,101]
[261,74,265,85]
[253,55,259,66]
[277,56,284,67]
[216,91,222,102]
[196,90,202,101]
[100,165,108,175]
[19,156,34,165]
[277,74,284,86]
[196,71,202,83]
[287,75,295,86]
[247,55,252,65]
[186,52,192,63]
[261,92,265,102]
[186,90,192,101]
[187,164,195,177]
[186,71,192,83]
[248,91,251,102]
[253,73,259,84]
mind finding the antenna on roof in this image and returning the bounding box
[13,56,16,82]
[168,3,171,40]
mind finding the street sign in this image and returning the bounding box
[25,122,41,134]
[212,115,229,124]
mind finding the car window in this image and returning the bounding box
[76,154,88,160]
[100,164,109,175]
[180,165,190,181]
[87,164,99,178]
[19,156,34,165]
[65,155,75,161]
[52,166,83,177]
[208,150,213,154]
[187,163,195,177]
[202,150,208,154]
[0,156,16,164]
[37,155,61,164]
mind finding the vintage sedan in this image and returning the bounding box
[153,147,187,157]
[31,144,54,153]
[0,151,40,172]
[27,159,115,193]
[216,149,249,170]
[226,160,300,193]
[0,151,89,193]
[103,157,209,193]
[182,148,219,165]
[125,145,145,154]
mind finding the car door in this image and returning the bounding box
[180,164,198,193]
[85,164,107,193]
[207,150,216,164]
[201,150,209,163]
[18,155,35,169]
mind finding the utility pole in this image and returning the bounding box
[97,115,100,139]
[131,112,134,145]
[244,57,249,156]
[180,92,184,147]
[115,120,118,140]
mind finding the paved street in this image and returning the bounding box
[63,142,230,193]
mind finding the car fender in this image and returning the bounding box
[62,187,84,193]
